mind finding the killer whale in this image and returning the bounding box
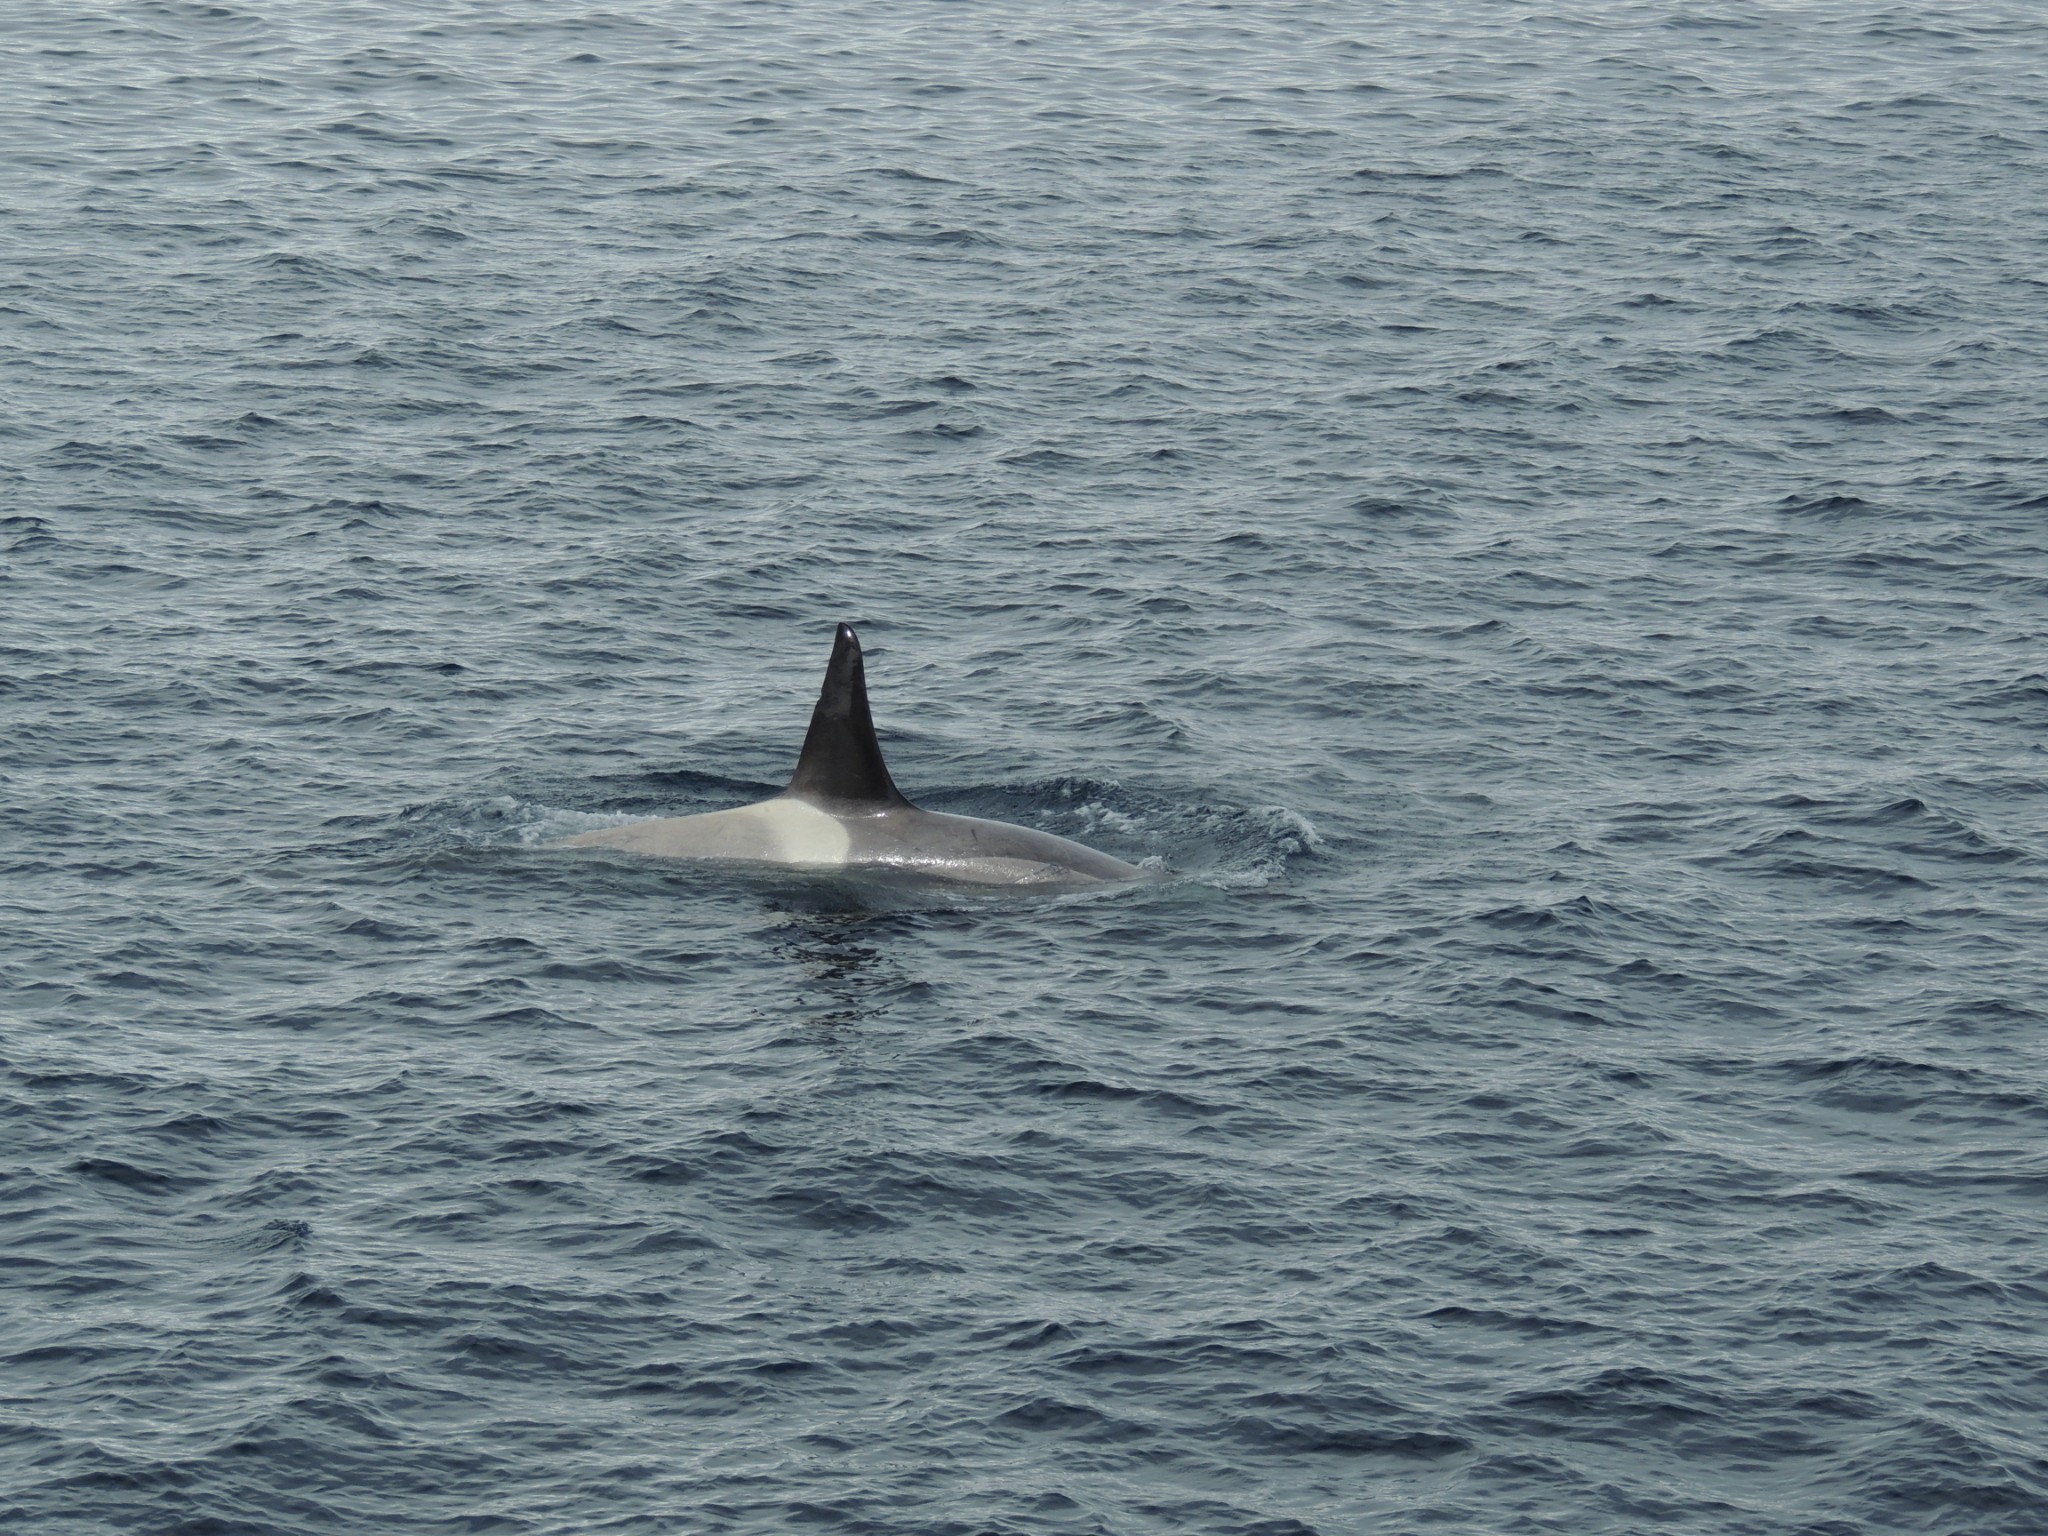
[558,624,1152,887]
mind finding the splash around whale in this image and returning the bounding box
[558,624,1158,889]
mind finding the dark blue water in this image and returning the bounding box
[6,3,2048,1532]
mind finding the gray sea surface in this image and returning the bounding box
[5,2,2048,1532]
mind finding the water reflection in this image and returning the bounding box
[766,905,913,1034]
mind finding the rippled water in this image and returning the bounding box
[6,2,2048,1532]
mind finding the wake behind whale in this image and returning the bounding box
[559,625,1157,888]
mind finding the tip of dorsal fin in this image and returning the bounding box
[783,623,910,807]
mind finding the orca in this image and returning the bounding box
[558,624,1152,887]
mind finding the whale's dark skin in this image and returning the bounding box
[559,624,1151,887]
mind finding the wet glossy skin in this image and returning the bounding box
[560,794,1149,887]
[558,624,1153,887]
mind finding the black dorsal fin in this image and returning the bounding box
[783,623,910,807]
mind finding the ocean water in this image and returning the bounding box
[5,1,2048,1532]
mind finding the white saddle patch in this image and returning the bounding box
[560,797,851,866]
[741,797,853,866]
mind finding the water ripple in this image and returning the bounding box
[5,0,2048,1532]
